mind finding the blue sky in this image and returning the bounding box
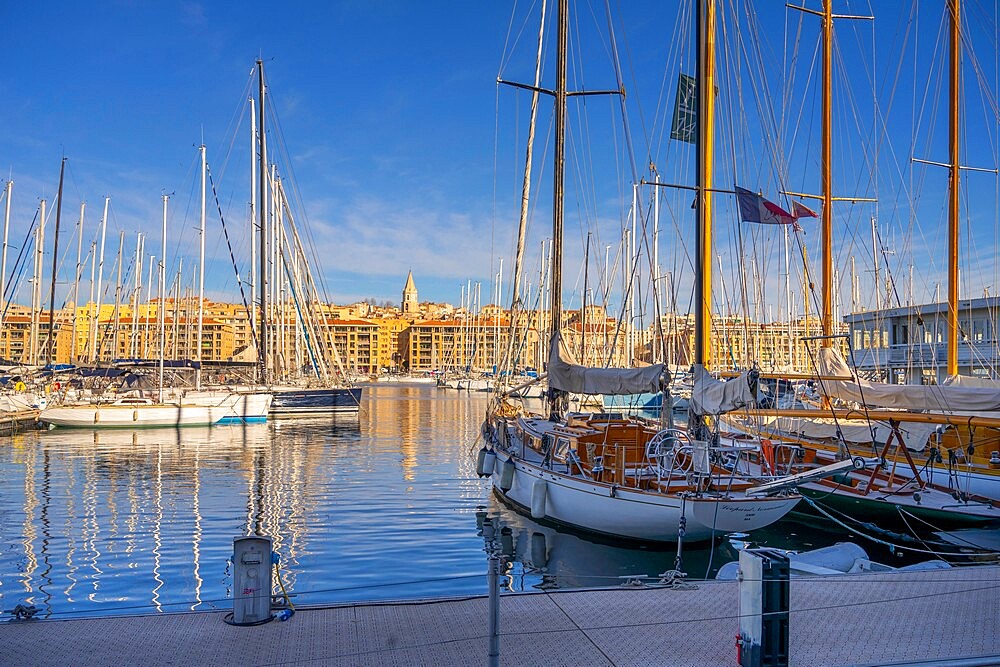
[2,2,998,321]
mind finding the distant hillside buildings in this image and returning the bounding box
[0,272,849,376]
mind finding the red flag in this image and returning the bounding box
[792,200,818,219]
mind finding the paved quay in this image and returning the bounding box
[4,564,999,666]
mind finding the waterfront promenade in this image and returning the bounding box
[4,564,998,666]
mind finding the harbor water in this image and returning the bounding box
[0,384,963,620]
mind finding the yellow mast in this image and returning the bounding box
[821,0,833,347]
[947,0,960,376]
[695,0,716,367]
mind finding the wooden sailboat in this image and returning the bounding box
[716,0,1000,527]
[480,0,802,544]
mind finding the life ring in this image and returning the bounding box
[14,381,26,393]
[53,382,61,391]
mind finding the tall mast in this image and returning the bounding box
[947,0,960,375]
[249,96,257,316]
[159,195,168,401]
[71,202,85,363]
[820,0,834,346]
[695,0,716,367]
[512,0,547,308]
[0,180,11,333]
[197,143,206,389]
[550,0,567,340]
[87,240,96,360]
[91,197,110,362]
[47,157,67,365]
[32,200,46,365]
[257,60,269,384]
[113,230,124,362]
[130,233,143,358]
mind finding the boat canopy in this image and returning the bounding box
[690,364,757,415]
[546,333,667,396]
[817,347,1000,412]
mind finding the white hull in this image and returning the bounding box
[490,450,799,543]
[38,391,271,428]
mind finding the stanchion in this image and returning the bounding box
[488,552,501,667]
[482,517,505,667]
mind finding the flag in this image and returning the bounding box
[734,186,794,225]
[670,74,697,144]
[792,200,818,219]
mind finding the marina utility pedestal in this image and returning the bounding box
[232,536,273,625]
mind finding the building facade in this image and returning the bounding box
[845,297,1000,383]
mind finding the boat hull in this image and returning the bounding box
[40,404,221,428]
[269,387,362,416]
[490,450,800,543]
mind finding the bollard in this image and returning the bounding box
[737,548,789,667]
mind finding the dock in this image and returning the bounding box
[0,409,40,435]
[3,563,998,666]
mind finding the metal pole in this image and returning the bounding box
[92,197,109,362]
[487,553,500,666]
[197,144,206,387]
[257,60,268,384]
[47,158,66,365]
[32,200,46,365]
[71,201,85,362]
[159,195,167,402]
[0,180,12,333]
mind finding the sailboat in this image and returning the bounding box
[40,190,271,428]
[479,0,803,544]
[250,60,362,418]
[713,0,1000,528]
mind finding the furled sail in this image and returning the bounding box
[816,347,1000,412]
[546,333,666,396]
[690,364,757,415]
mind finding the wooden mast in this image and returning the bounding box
[947,0,960,376]
[550,0,567,343]
[821,0,833,346]
[695,0,716,367]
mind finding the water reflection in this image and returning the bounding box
[477,497,741,590]
[1,386,496,618]
[2,385,952,621]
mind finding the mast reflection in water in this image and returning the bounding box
[1,385,886,620]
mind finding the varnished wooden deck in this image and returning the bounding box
[3,564,999,666]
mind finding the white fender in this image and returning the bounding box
[499,459,516,491]
[477,449,496,477]
[531,479,547,519]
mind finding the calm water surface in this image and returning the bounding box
[0,384,914,620]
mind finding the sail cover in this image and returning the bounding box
[689,364,757,415]
[816,347,1000,412]
[546,333,666,396]
[748,415,940,452]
